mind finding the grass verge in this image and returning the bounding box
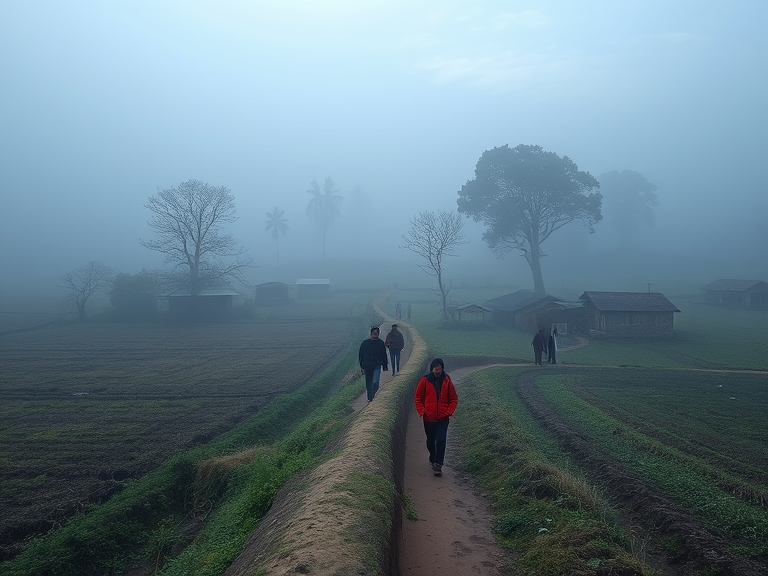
[452,367,650,575]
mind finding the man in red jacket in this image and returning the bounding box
[414,358,458,476]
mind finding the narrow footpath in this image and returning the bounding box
[350,329,590,574]
[351,337,507,575]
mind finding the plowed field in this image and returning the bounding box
[0,320,354,560]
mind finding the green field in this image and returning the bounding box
[394,287,768,575]
[2,286,766,575]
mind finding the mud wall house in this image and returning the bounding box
[295,278,332,299]
[579,291,680,338]
[703,279,768,308]
[161,288,241,319]
[255,282,291,303]
[484,290,559,331]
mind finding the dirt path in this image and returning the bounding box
[352,352,507,574]
[348,328,592,574]
[399,364,507,576]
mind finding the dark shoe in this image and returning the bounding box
[433,464,442,477]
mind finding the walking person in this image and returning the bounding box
[414,358,458,477]
[548,326,558,364]
[384,323,405,375]
[406,303,412,320]
[532,329,546,365]
[359,326,389,402]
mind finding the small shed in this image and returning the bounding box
[296,278,332,299]
[447,302,493,322]
[255,282,291,302]
[579,291,680,338]
[162,288,241,319]
[703,279,768,308]
[484,290,558,330]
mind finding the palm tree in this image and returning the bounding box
[306,177,343,259]
[265,207,289,264]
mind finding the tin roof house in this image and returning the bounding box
[579,291,680,338]
[703,279,768,308]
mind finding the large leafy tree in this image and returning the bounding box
[458,144,601,294]
[598,170,658,248]
[264,207,289,264]
[60,261,114,320]
[141,179,251,296]
[402,210,466,320]
[306,177,343,259]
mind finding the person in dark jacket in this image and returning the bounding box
[384,323,405,375]
[548,327,558,364]
[359,326,389,401]
[414,358,458,476]
[532,329,546,365]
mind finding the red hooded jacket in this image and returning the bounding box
[414,372,458,421]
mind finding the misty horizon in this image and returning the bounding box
[1,1,766,313]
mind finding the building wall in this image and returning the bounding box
[593,311,674,337]
[705,290,768,308]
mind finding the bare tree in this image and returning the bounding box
[402,210,467,320]
[141,179,252,296]
[61,261,114,320]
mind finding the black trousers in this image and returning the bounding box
[423,418,449,466]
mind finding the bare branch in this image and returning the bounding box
[401,210,467,320]
[60,261,114,320]
[141,180,252,295]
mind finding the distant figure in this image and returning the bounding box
[384,323,405,376]
[548,326,558,364]
[414,358,458,477]
[531,329,546,365]
[358,326,389,402]
[395,302,402,318]
[406,303,412,320]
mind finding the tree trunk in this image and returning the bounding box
[76,299,87,321]
[529,253,546,294]
[437,272,450,320]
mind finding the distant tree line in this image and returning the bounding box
[60,152,660,321]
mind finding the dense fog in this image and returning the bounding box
[1,1,766,312]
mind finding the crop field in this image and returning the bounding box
[398,288,768,574]
[0,314,358,561]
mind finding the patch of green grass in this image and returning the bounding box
[535,372,768,560]
[452,369,648,575]
[401,492,419,521]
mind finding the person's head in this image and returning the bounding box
[370,326,380,339]
[430,357,444,377]
[392,323,398,331]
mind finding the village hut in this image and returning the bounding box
[579,291,680,338]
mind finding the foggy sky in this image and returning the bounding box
[1,1,767,306]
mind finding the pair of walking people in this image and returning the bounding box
[359,326,458,477]
[531,327,558,365]
[358,323,405,401]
